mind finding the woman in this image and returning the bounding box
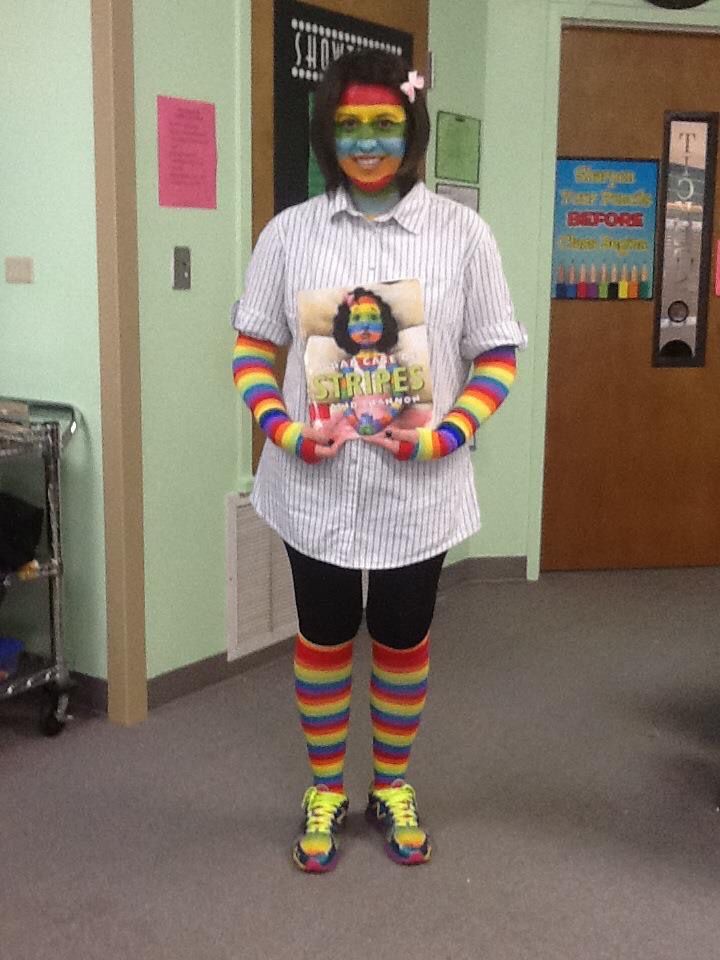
[232,49,527,873]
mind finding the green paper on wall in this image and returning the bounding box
[435,111,481,184]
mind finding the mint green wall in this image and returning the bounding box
[0,0,107,677]
[133,0,252,678]
[427,0,488,566]
[427,0,487,194]
[427,0,538,568]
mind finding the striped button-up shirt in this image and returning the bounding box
[232,181,527,569]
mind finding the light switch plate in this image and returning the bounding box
[5,256,34,283]
[173,246,191,290]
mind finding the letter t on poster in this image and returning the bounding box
[157,95,217,209]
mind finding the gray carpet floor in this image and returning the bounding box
[3,568,720,960]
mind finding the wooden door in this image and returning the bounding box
[250,0,428,470]
[542,27,720,571]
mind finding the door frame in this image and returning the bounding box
[90,0,148,725]
[526,4,720,580]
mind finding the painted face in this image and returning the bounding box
[334,84,407,193]
[348,297,383,346]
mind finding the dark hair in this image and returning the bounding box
[310,50,430,197]
[332,288,399,356]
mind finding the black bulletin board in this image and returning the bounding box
[273,0,413,214]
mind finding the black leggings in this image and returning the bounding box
[284,543,446,650]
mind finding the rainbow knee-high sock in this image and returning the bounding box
[370,635,429,788]
[294,634,353,794]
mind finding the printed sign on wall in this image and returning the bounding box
[552,158,659,300]
[274,0,412,213]
[157,96,217,209]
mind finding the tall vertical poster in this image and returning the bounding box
[552,158,659,300]
[274,0,413,213]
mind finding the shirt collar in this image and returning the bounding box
[328,181,429,235]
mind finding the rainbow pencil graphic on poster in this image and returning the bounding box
[551,158,658,301]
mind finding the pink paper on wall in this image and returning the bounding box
[157,96,217,209]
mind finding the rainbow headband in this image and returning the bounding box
[339,72,425,107]
[339,83,404,107]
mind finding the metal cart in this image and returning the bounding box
[0,398,81,735]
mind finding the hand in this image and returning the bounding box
[361,426,419,459]
[301,424,349,460]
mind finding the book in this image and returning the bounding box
[298,279,434,441]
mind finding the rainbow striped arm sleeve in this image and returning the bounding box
[396,346,517,461]
[233,333,320,464]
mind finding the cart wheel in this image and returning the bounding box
[40,688,70,737]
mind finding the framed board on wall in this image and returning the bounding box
[274,0,413,214]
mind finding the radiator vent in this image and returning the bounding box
[225,493,297,661]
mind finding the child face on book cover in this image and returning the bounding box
[348,297,383,347]
[334,84,407,193]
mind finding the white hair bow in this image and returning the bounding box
[400,70,425,103]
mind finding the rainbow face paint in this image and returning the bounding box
[348,297,383,347]
[334,84,407,193]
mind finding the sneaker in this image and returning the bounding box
[292,784,349,873]
[366,779,432,865]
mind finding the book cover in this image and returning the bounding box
[298,279,434,441]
